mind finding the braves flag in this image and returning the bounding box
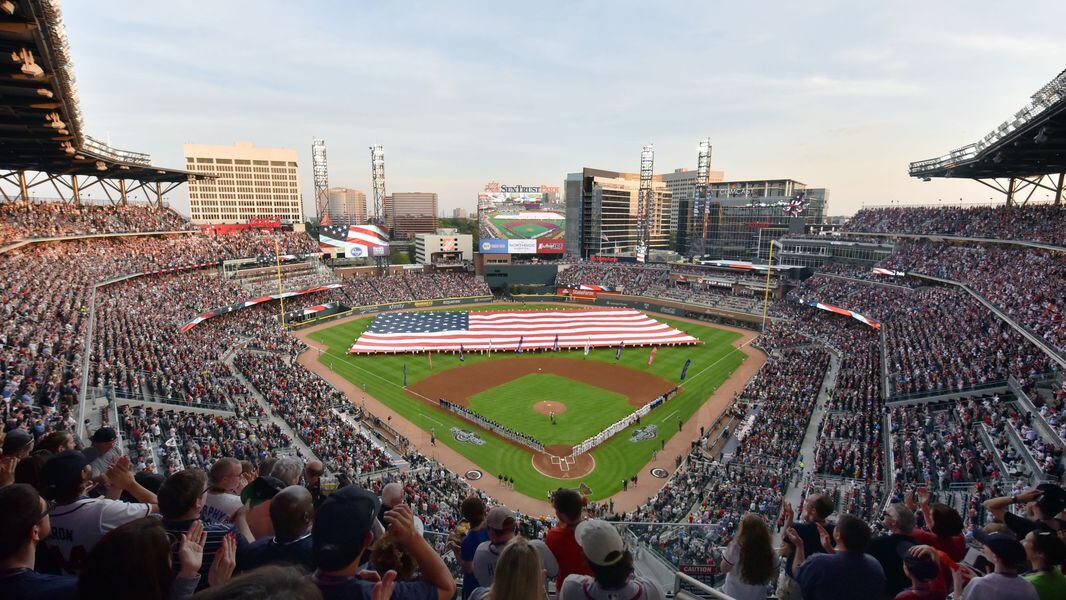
[427,350,433,369]
[785,191,807,217]
[553,334,559,352]
[584,336,591,356]
[403,362,408,387]
[680,358,692,381]
[459,345,465,362]
[615,341,624,360]
[648,347,658,366]
[516,336,524,353]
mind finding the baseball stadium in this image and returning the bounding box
[2,1,1066,599]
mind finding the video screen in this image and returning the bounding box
[477,185,565,254]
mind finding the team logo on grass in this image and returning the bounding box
[629,424,658,443]
[650,468,669,479]
[451,427,486,446]
[465,470,483,481]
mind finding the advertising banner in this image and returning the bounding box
[479,238,509,254]
[507,239,537,254]
[536,238,565,254]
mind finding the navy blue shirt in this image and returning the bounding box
[0,568,77,600]
[316,572,441,600]
[460,527,489,599]
[796,551,886,600]
[237,533,314,573]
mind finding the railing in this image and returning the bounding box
[673,572,738,600]
[98,386,233,413]
[82,135,152,165]
[886,379,1009,406]
[1008,376,1064,449]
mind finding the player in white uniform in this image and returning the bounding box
[559,519,665,600]
[39,450,157,574]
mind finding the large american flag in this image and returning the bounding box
[348,308,700,354]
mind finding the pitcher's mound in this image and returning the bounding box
[531,444,595,479]
[532,401,567,415]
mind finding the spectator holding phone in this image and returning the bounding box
[952,529,1038,600]
[983,484,1066,538]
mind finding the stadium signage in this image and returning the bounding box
[484,182,560,195]
[536,239,565,254]
[451,427,486,445]
[629,424,658,443]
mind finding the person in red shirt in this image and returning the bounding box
[544,488,593,595]
[905,489,965,596]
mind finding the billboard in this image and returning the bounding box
[319,224,390,258]
[478,181,565,254]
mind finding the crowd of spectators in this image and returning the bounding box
[844,204,1066,246]
[883,240,1066,355]
[0,201,190,243]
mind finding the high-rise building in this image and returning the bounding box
[326,187,367,226]
[564,168,671,258]
[184,141,302,224]
[452,207,468,219]
[660,167,725,253]
[383,192,438,238]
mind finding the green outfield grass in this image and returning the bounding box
[308,303,748,501]
[468,374,633,447]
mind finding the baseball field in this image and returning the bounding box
[306,304,749,501]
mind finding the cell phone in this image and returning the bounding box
[961,548,991,574]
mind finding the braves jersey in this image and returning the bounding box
[202,490,243,523]
[472,538,558,588]
[559,574,666,600]
[44,498,153,574]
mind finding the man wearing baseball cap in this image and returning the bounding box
[559,519,664,600]
[2,428,35,459]
[983,484,1066,538]
[82,426,120,479]
[472,506,558,589]
[952,529,1038,600]
[312,484,455,600]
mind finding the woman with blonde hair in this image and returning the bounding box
[470,537,548,600]
[720,512,779,600]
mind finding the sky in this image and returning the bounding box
[60,0,1066,218]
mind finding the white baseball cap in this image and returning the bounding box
[575,519,625,566]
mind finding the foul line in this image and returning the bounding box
[681,336,759,386]
[419,413,445,426]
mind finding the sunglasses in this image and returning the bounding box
[39,500,57,521]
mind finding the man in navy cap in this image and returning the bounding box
[312,484,455,599]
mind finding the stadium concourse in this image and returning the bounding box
[1,199,1065,600]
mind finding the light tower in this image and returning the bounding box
[635,144,654,262]
[311,139,329,223]
[370,145,387,224]
[369,145,390,272]
[691,138,712,258]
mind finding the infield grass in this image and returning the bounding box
[468,374,633,447]
[308,303,747,501]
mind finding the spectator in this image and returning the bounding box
[472,506,557,589]
[37,431,75,454]
[312,485,455,599]
[789,514,886,600]
[559,519,665,600]
[0,483,77,598]
[41,451,156,574]
[380,482,424,536]
[953,529,1038,600]
[983,484,1066,538]
[781,494,836,578]
[82,427,119,479]
[869,504,918,599]
[192,565,324,600]
[469,537,548,600]
[77,517,207,600]
[719,513,778,600]
[203,458,246,523]
[157,469,247,588]
[248,457,303,540]
[893,543,943,600]
[303,459,326,505]
[453,496,489,600]
[544,488,593,595]
[3,428,35,460]
[1022,530,1066,600]
[237,485,315,573]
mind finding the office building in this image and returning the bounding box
[384,192,438,238]
[660,167,725,254]
[564,168,672,259]
[452,207,468,219]
[326,187,367,226]
[184,141,302,224]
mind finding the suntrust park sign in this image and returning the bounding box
[484,182,560,195]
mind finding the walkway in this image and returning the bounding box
[783,349,841,510]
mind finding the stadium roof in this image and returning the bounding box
[0,0,207,183]
[909,68,1066,180]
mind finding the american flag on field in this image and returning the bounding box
[347,308,700,354]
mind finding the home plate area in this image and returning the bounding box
[532,444,595,479]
